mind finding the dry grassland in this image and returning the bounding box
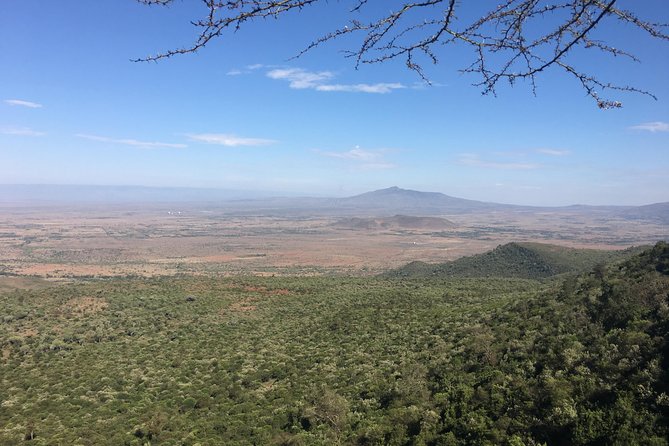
[0,204,666,282]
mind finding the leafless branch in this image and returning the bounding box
[136,0,669,108]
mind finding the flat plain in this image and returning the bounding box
[1,202,666,282]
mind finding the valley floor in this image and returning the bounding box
[1,205,666,280]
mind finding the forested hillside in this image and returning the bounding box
[1,243,667,445]
[387,242,648,280]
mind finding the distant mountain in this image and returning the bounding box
[386,242,648,280]
[333,214,456,231]
[195,186,509,217]
[617,202,669,224]
[339,186,502,214]
[1,185,667,223]
[227,187,669,220]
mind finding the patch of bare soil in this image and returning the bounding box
[60,296,108,316]
[17,327,38,338]
[220,297,258,316]
[229,303,257,312]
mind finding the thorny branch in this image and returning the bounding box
[136,0,669,108]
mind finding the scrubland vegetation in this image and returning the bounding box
[387,242,648,280]
[1,242,668,445]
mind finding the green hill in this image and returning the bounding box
[387,242,647,279]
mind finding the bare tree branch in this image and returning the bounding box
[135,0,669,108]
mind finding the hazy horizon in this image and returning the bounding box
[0,183,666,207]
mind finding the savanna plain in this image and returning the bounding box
[1,197,668,445]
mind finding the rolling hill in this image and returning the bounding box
[618,202,669,224]
[386,242,648,280]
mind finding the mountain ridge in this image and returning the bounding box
[1,185,667,221]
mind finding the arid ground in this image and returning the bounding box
[1,203,666,284]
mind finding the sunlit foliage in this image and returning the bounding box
[1,243,667,444]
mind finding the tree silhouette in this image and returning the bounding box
[137,0,668,108]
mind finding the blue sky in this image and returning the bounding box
[1,0,667,206]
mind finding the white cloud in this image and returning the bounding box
[76,133,187,149]
[629,121,669,133]
[186,133,276,147]
[321,147,380,162]
[319,146,396,169]
[266,67,405,94]
[316,83,405,94]
[0,126,45,136]
[457,154,540,170]
[267,68,335,89]
[4,99,43,108]
[226,64,272,76]
[410,81,447,89]
[536,148,570,156]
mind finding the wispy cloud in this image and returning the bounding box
[536,148,570,156]
[1,126,45,136]
[226,63,268,76]
[187,133,276,147]
[316,83,405,94]
[267,68,334,89]
[629,121,669,133]
[226,65,404,93]
[321,148,379,162]
[457,153,541,170]
[4,99,43,108]
[410,81,447,89]
[76,133,187,149]
[319,146,396,169]
[266,68,405,94]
